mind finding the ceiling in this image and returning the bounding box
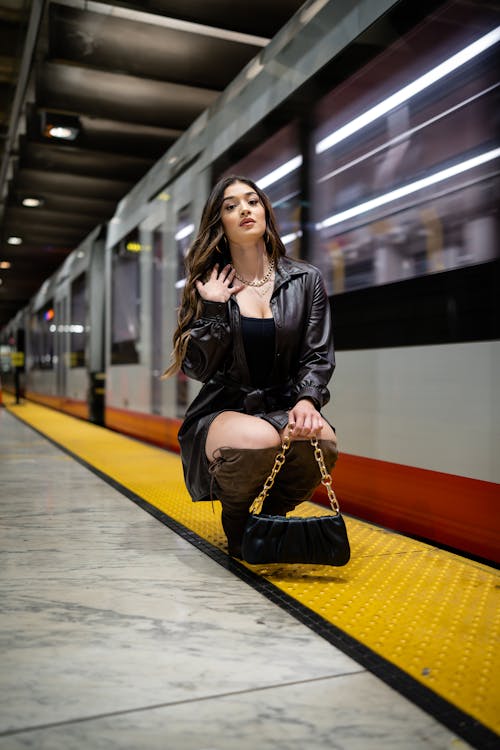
[0,0,305,330]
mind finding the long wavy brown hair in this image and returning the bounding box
[162,175,287,377]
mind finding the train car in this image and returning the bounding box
[16,225,106,422]
[5,0,499,562]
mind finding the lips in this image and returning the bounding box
[240,218,255,226]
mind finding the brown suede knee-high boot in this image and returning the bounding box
[260,439,338,517]
[209,445,279,557]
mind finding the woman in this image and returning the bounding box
[164,175,338,558]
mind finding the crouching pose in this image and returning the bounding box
[163,175,338,559]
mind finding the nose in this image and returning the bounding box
[240,202,251,214]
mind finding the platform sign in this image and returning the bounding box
[11,351,24,367]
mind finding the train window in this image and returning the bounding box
[70,273,86,368]
[175,207,194,289]
[111,233,141,365]
[30,304,55,370]
[221,123,303,258]
[310,1,500,295]
[175,207,194,417]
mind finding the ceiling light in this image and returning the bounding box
[0,261,12,269]
[41,112,80,141]
[22,197,43,207]
[45,125,79,140]
[7,236,22,245]
[315,25,500,155]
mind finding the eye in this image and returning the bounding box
[224,203,236,211]
[249,198,259,205]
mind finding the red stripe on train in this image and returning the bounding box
[316,453,499,564]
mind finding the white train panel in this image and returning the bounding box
[327,341,500,483]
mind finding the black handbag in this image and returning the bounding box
[241,435,350,566]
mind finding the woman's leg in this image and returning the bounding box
[206,413,338,555]
[205,411,281,460]
[206,412,281,557]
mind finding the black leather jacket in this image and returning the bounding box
[178,256,335,501]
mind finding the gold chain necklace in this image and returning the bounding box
[233,258,275,287]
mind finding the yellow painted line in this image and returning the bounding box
[7,399,500,734]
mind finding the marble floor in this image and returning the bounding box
[0,408,472,749]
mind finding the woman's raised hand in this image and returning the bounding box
[195,264,244,303]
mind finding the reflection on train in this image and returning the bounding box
[2,0,499,563]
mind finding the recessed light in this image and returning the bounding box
[7,236,22,245]
[41,112,81,141]
[46,125,79,140]
[0,261,11,269]
[22,197,43,207]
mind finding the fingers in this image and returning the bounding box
[224,267,237,287]
[210,264,235,284]
[217,265,242,296]
[229,278,245,294]
[287,410,323,438]
[288,423,322,438]
[217,264,233,282]
[195,264,243,302]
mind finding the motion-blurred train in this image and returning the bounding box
[2,0,499,563]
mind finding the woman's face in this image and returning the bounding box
[220,181,266,244]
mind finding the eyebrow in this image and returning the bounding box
[222,191,258,203]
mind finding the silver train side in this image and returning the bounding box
[2,0,499,562]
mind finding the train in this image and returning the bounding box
[1,0,499,563]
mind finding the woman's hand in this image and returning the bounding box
[195,264,243,303]
[287,398,323,438]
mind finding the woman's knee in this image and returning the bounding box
[205,412,281,459]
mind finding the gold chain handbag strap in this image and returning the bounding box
[249,434,340,515]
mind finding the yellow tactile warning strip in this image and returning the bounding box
[6,399,500,741]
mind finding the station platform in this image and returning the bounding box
[1,398,499,749]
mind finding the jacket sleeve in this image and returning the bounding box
[181,300,232,382]
[292,269,335,409]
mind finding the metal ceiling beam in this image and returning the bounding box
[50,0,271,46]
[0,0,46,231]
[37,62,220,129]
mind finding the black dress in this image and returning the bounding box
[240,315,275,388]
